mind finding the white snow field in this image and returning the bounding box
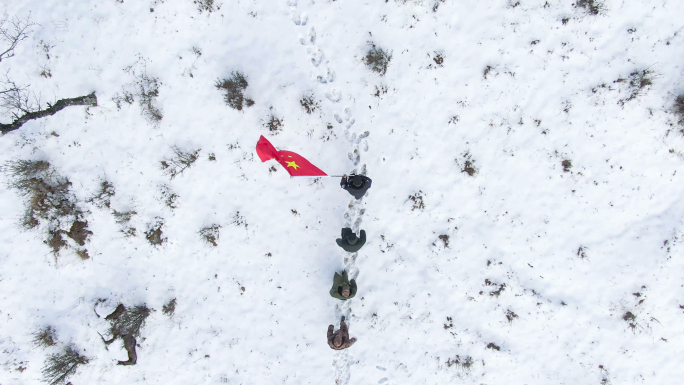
[1,0,684,384]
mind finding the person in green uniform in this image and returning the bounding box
[329,271,357,300]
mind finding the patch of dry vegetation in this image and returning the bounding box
[215,71,253,111]
[3,160,92,258]
[363,43,392,76]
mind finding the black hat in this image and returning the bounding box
[346,233,359,245]
[352,176,363,188]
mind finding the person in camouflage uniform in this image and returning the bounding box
[328,317,356,350]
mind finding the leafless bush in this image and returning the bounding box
[373,84,388,98]
[76,249,90,260]
[215,71,253,111]
[45,228,68,255]
[505,310,518,323]
[562,159,572,172]
[3,160,81,231]
[577,245,588,259]
[161,146,200,179]
[363,43,392,76]
[407,191,425,211]
[445,355,474,372]
[673,95,684,128]
[263,110,283,134]
[622,311,637,331]
[136,73,163,123]
[41,345,89,385]
[428,51,444,69]
[162,298,177,316]
[113,72,162,123]
[200,224,221,246]
[113,210,135,224]
[160,185,178,209]
[87,181,115,209]
[0,15,34,62]
[438,234,449,248]
[0,75,39,120]
[194,0,220,13]
[300,92,319,114]
[459,152,479,177]
[616,69,654,105]
[107,304,151,339]
[145,221,165,246]
[113,210,136,237]
[67,220,92,246]
[32,325,58,348]
[483,65,495,79]
[231,211,248,229]
[101,304,151,366]
[575,0,605,15]
[112,91,134,109]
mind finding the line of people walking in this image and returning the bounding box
[327,174,371,350]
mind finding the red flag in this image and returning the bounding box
[256,135,327,176]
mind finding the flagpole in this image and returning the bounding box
[290,175,345,178]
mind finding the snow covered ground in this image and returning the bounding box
[1,0,684,384]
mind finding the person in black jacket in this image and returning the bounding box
[336,228,366,252]
[340,174,372,199]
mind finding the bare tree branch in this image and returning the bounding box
[0,15,34,62]
[0,93,97,135]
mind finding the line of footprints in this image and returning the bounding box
[287,0,377,383]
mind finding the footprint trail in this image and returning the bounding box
[285,1,371,384]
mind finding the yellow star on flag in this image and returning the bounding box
[285,160,300,170]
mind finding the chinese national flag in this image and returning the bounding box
[256,135,327,177]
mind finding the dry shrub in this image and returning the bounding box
[575,0,605,15]
[194,0,219,13]
[673,95,684,128]
[408,191,425,211]
[161,146,200,179]
[137,73,163,123]
[300,92,319,114]
[445,355,474,372]
[562,159,572,172]
[102,304,151,366]
[67,220,92,246]
[145,223,165,246]
[4,160,75,229]
[160,185,178,209]
[41,345,89,385]
[113,210,136,237]
[162,298,177,316]
[32,325,58,348]
[4,160,92,258]
[200,224,221,246]
[459,152,479,177]
[363,43,392,76]
[263,111,283,134]
[112,72,163,124]
[107,304,151,338]
[616,69,654,105]
[215,71,253,111]
[45,228,68,255]
[88,181,115,209]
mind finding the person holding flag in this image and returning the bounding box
[255,136,373,200]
